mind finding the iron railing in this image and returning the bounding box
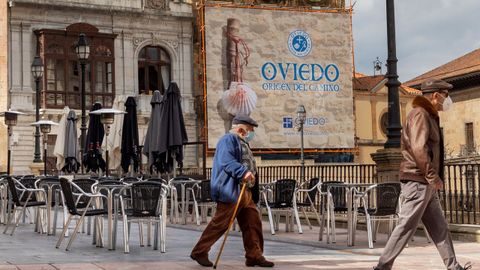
[183,163,480,225]
[442,164,480,225]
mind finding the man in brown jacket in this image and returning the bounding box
[374,79,471,270]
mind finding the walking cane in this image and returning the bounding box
[213,182,247,269]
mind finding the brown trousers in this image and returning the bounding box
[191,189,265,262]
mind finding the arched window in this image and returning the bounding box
[138,46,171,95]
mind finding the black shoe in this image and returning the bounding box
[246,258,275,267]
[190,253,213,267]
[463,262,473,270]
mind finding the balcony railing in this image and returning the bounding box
[182,163,480,225]
[442,164,480,225]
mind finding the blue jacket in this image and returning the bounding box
[211,133,247,203]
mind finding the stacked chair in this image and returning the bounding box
[56,178,107,251]
[260,179,302,235]
[3,176,47,235]
[119,181,168,253]
[353,182,401,248]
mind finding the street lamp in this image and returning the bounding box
[384,0,402,148]
[1,111,26,175]
[296,105,306,183]
[75,33,90,174]
[31,55,44,163]
[89,108,126,177]
[31,120,58,176]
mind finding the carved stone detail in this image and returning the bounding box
[151,33,162,47]
[145,0,170,10]
[133,37,146,49]
[166,39,179,50]
[133,35,179,51]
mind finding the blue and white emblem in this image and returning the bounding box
[288,30,312,58]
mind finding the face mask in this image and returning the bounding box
[441,96,453,111]
[244,131,255,142]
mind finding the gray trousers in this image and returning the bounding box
[376,181,461,270]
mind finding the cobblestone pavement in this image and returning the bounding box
[0,218,478,270]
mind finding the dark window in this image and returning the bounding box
[380,112,388,135]
[36,23,116,109]
[138,46,171,95]
[465,122,474,154]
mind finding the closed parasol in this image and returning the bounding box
[156,82,188,175]
[143,90,164,174]
[61,110,80,173]
[121,96,140,173]
[83,102,106,174]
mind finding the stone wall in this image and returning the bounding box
[0,1,8,173]
[440,85,480,159]
[6,1,198,174]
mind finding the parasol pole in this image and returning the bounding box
[173,154,177,178]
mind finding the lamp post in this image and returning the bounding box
[384,0,402,148]
[296,105,306,183]
[75,33,90,174]
[31,55,44,163]
[1,111,25,175]
[31,120,58,176]
[89,109,126,177]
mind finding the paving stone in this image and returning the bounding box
[1,218,479,270]
[15,265,55,270]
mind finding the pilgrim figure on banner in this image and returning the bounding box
[219,17,258,132]
[226,18,250,84]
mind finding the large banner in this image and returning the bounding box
[205,6,354,149]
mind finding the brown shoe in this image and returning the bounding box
[246,258,275,267]
[190,253,213,267]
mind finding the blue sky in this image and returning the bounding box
[352,0,480,82]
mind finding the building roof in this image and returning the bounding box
[354,72,368,78]
[401,85,422,95]
[353,74,421,95]
[405,48,480,88]
[353,74,385,91]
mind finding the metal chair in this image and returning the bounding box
[353,182,401,248]
[261,179,302,235]
[121,176,142,184]
[146,178,168,184]
[56,178,107,251]
[295,177,322,230]
[3,177,47,235]
[191,179,216,224]
[0,177,10,225]
[72,178,98,235]
[321,180,347,243]
[169,176,197,224]
[119,181,168,253]
[35,177,64,235]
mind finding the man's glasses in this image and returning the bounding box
[438,90,449,97]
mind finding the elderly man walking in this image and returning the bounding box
[374,79,471,270]
[190,114,274,268]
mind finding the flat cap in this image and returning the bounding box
[232,114,258,127]
[421,78,453,93]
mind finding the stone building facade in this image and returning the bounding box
[1,0,349,174]
[353,73,420,164]
[405,48,480,163]
[1,0,197,174]
[0,1,8,173]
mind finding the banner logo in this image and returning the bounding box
[288,30,312,58]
